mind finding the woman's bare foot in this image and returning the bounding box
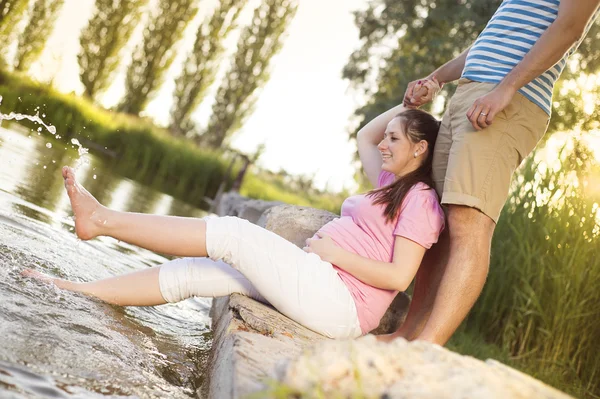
[62,166,108,240]
[21,269,71,290]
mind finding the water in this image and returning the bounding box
[0,123,213,398]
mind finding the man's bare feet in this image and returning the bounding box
[62,166,107,240]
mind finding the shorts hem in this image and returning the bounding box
[441,192,499,223]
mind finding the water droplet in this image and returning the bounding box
[46,142,52,148]
[43,165,47,169]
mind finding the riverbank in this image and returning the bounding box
[0,69,345,213]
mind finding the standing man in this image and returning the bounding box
[384,0,600,345]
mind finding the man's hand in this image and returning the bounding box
[466,84,517,130]
[303,233,340,264]
[403,77,442,108]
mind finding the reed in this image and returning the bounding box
[464,138,600,397]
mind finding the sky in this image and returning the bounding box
[27,0,371,193]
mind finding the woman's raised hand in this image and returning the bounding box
[403,77,442,108]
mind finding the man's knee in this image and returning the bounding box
[446,204,495,243]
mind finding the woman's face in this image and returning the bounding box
[378,118,422,177]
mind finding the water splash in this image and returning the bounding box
[0,95,90,170]
[0,95,56,135]
[71,138,89,170]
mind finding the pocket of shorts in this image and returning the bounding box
[494,97,521,121]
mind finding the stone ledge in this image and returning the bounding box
[208,294,325,398]
[276,336,573,399]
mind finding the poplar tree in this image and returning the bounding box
[169,0,244,136]
[0,0,29,64]
[14,0,65,72]
[78,0,148,100]
[118,0,199,115]
[201,0,297,148]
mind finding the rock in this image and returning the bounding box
[370,291,410,335]
[277,335,573,399]
[207,294,325,399]
[256,204,338,248]
[216,191,283,224]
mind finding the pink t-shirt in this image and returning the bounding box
[316,171,445,334]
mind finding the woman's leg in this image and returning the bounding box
[158,257,267,304]
[62,166,208,257]
[22,267,165,306]
[23,257,267,306]
[204,216,362,339]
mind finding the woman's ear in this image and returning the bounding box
[418,140,428,156]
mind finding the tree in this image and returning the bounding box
[200,0,298,148]
[343,0,599,147]
[0,0,29,64]
[14,0,65,72]
[78,0,148,100]
[118,0,199,115]
[169,0,245,136]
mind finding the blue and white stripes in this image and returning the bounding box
[462,0,598,115]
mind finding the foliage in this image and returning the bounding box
[14,0,65,72]
[78,0,148,99]
[200,0,297,148]
[169,0,244,136]
[0,0,28,64]
[118,0,199,115]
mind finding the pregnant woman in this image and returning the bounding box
[25,80,445,339]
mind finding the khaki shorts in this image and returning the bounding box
[432,79,550,223]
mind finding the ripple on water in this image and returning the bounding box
[0,215,212,398]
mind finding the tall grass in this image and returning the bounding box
[465,137,600,397]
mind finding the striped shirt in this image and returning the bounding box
[462,0,599,115]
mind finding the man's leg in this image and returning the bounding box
[417,204,495,345]
[393,230,449,340]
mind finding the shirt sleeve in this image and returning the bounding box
[377,170,396,188]
[393,188,445,249]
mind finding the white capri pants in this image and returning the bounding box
[158,216,362,339]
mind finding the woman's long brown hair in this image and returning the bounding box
[367,109,441,223]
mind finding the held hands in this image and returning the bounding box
[303,232,339,264]
[403,77,442,108]
[466,84,517,130]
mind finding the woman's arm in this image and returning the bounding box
[305,233,426,292]
[357,103,411,187]
[357,81,440,187]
